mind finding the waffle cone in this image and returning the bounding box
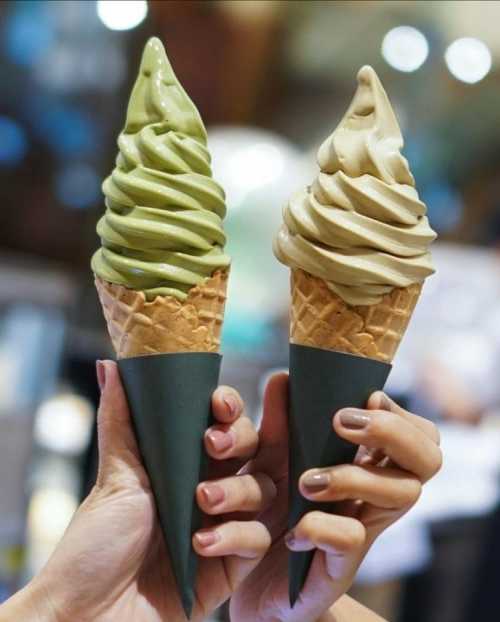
[290,268,421,363]
[95,270,229,359]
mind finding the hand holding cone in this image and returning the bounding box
[92,37,230,619]
[274,65,436,603]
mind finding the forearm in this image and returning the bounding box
[319,595,388,622]
[0,579,57,622]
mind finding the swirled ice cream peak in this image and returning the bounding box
[274,65,436,306]
[92,37,230,301]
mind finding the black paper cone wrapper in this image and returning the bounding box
[118,352,222,620]
[288,344,391,606]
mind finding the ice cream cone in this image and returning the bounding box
[275,65,436,605]
[91,36,231,618]
[290,268,421,364]
[95,269,229,359]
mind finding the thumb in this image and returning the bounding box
[252,372,289,479]
[95,360,143,486]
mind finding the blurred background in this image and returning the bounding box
[1,1,500,620]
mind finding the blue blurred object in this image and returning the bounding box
[55,163,101,209]
[4,1,54,67]
[36,104,95,157]
[422,181,464,233]
[222,312,275,355]
[0,116,28,166]
[24,96,97,157]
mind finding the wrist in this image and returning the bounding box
[317,609,336,622]
[0,577,59,622]
[316,596,350,622]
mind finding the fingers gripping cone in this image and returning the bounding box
[287,270,415,605]
[95,271,229,617]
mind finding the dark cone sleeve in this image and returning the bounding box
[118,352,222,620]
[288,344,391,606]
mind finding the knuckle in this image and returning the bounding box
[337,520,366,552]
[255,473,277,507]
[413,416,440,446]
[299,511,323,539]
[327,468,347,499]
[430,422,441,446]
[366,411,392,443]
[401,478,422,506]
[430,446,443,476]
[238,474,256,506]
[255,523,272,553]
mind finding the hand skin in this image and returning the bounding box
[321,595,387,621]
[0,360,273,622]
[229,373,442,622]
[0,367,440,622]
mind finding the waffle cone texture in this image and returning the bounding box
[95,270,229,359]
[290,269,421,363]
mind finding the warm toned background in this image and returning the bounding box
[1,2,500,620]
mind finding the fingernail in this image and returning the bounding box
[223,394,239,419]
[284,530,296,549]
[195,530,219,548]
[207,430,233,453]
[339,409,370,429]
[96,360,106,392]
[303,471,330,493]
[201,484,225,507]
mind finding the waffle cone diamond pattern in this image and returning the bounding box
[290,269,421,363]
[95,270,228,358]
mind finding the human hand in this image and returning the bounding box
[8,360,273,622]
[230,373,442,622]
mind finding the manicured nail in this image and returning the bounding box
[207,429,233,453]
[339,409,370,429]
[201,484,225,507]
[223,393,239,419]
[96,360,106,392]
[284,530,296,549]
[195,530,219,548]
[302,471,330,493]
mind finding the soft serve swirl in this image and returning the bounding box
[274,66,435,306]
[92,37,230,301]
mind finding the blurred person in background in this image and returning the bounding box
[0,362,441,622]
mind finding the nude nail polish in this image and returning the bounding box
[339,409,370,429]
[302,471,330,492]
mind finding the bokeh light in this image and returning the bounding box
[55,163,101,209]
[0,116,28,166]
[26,98,97,157]
[382,26,429,73]
[34,393,94,455]
[27,488,79,572]
[4,2,54,66]
[96,0,148,31]
[445,37,492,84]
